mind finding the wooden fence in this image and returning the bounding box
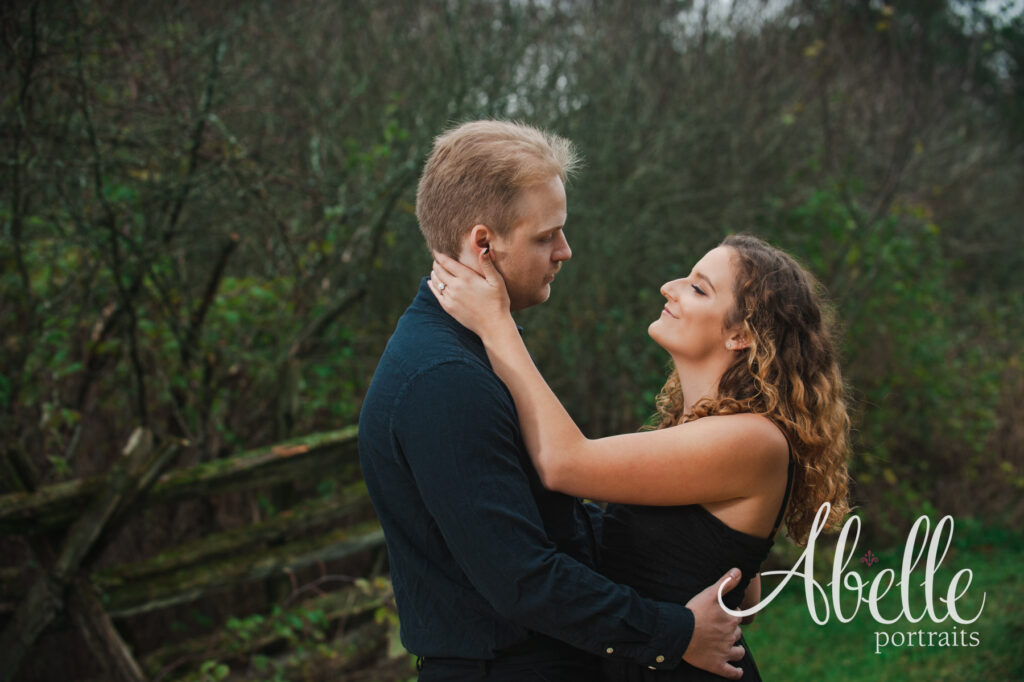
[0,427,391,681]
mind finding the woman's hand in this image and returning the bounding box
[429,249,514,340]
[739,573,760,624]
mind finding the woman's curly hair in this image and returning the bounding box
[649,234,851,545]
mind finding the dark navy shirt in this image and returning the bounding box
[358,278,694,667]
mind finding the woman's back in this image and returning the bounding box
[598,451,793,681]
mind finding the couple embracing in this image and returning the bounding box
[358,120,851,681]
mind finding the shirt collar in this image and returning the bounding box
[412,276,524,337]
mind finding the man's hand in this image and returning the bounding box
[683,568,745,680]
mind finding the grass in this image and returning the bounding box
[743,519,1024,681]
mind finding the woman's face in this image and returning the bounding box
[648,246,743,362]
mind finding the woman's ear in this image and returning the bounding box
[725,331,751,351]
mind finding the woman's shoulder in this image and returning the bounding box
[680,412,790,470]
[691,413,792,535]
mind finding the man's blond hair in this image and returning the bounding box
[416,120,579,257]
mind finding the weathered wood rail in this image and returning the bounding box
[0,426,390,682]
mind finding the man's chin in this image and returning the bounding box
[509,285,551,312]
[536,284,552,305]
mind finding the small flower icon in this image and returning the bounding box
[860,550,879,567]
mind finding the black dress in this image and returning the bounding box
[599,450,794,681]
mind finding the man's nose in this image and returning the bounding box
[553,232,572,262]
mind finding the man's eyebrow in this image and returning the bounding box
[694,271,716,293]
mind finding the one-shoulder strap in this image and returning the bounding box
[770,437,795,539]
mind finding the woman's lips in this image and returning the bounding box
[662,306,677,319]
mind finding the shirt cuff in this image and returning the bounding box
[602,601,693,670]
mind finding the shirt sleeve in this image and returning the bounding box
[392,359,693,669]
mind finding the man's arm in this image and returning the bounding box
[395,361,742,676]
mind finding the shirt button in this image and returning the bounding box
[606,647,614,654]
[655,655,665,663]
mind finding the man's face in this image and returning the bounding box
[490,175,571,311]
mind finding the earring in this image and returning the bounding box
[726,341,735,350]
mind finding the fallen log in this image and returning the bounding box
[0,427,359,535]
[92,481,372,587]
[69,578,147,682]
[103,520,385,618]
[0,429,179,682]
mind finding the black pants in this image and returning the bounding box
[416,638,600,681]
[418,657,598,681]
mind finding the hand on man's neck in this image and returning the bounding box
[455,245,485,277]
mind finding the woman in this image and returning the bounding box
[429,234,851,681]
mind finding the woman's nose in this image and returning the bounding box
[661,279,682,300]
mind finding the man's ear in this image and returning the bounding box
[456,224,495,268]
[459,224,495,264]
[469,224,492,252]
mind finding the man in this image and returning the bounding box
[359,120,744,680]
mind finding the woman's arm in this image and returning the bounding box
[739,574,760,624]
[430,251,787,506]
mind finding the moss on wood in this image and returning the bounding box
[93,481,371,586]
[0,427,359,534]
[102,520,385,618]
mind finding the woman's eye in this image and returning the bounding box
[692,284,706,296]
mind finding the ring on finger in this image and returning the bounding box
[438,281,447,293]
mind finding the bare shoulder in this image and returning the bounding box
[694,413,791,523]
[695,413,789,471]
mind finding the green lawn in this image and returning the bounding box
[743,521,1024,681]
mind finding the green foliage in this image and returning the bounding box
[6,0,1016,510]
[760,184,1007,533]
[168,580,395,681]
[196,659,230,681]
